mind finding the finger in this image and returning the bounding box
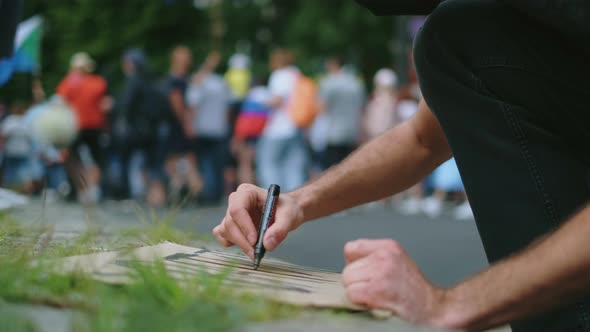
[228,206,258,246]
[224,218,254,259]
[229,185,267,243]
[341,259,373,286]
[345,281,372,306]
[344,239,402,263]
[212,225,232,247]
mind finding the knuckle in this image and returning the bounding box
[375,249,392,261]
[374,281,388,294]
[344,241,357,255]
[228,205,242,219]
[271,225,287,237]
[341,270,352,285]
[224,218,239,233]
[383,239,403,255]
[217,225,228,237]
[382,260,395,273]
[344,239,366,255]
[346,288,365,303]
[237,183,253,191]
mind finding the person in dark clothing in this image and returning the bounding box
[117,48,166,206]
[163,46,203,202]
[213,1,590,331]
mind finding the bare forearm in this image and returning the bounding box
[436,205,590,331]
[292,101,450,222]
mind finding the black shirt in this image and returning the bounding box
[166,75,188,98]
[355,0,590,55]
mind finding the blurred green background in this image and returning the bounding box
[1,0,413,102]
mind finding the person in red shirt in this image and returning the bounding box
[57,52,112,203]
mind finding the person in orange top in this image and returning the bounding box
[56,52,112,203]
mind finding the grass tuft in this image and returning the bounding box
[0,211,302,331]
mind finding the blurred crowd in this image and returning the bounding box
[0,46,472,219]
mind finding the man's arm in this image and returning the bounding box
[292,99,451,222]
[169,89,186,123]
[213,99,451,254]
[190,51,221,85]
[431,204,590,330]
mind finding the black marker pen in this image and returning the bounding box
[253,184,280,270]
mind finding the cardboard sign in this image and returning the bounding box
[60,242,363,311]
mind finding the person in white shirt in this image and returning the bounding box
[1,101,35,193]
[256,48,308,191]
[186,71,232,204]
[317,56,365,170]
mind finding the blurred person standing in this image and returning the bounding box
[363,68,399,141]
[164,46,202,202]
[232,78,271,185]
[256,48,308,191]
[362,68,401,209]
[186,57,232,205]
[224,53,252,194]
[56,52,111,203]
[224,53,251,108]
[317,56,365,170]
[117,48,166,206]
[24,98,72,200]
[0,101,35,193]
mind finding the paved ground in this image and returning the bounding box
[9,199,509,332]
[16,200,489,287]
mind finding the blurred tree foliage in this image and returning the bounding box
[1,0,397,103]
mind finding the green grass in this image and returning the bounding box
[118,205,203,245]
[0,211,301,332]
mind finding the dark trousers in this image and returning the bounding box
[414,1,590,331]
[194,137,227,204]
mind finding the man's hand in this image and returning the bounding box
[342,239,446,325]
[213,184,305,259]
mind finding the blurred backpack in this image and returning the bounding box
[287,74,320,128]
[120,76,171,144]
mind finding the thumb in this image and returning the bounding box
[262,211,292,251]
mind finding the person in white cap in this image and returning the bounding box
[363,68,399,142]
